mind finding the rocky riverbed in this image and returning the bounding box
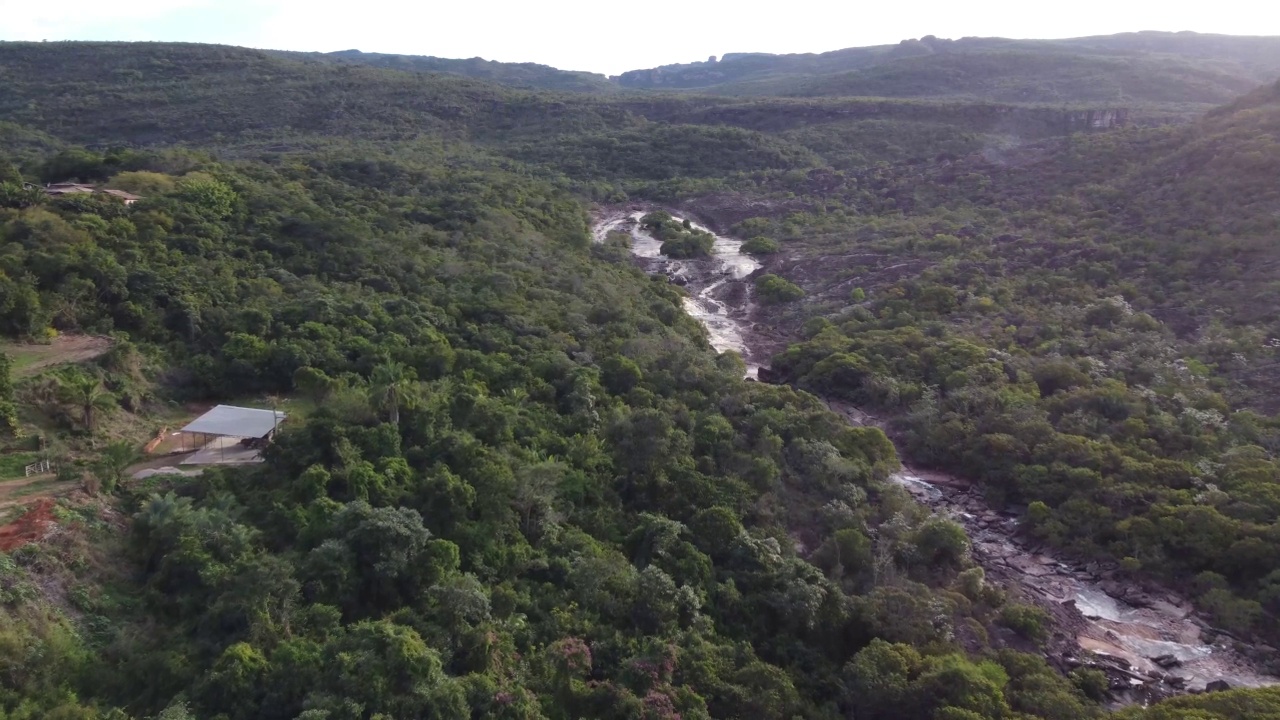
[592,207,1278,704]
[891,462,1273,701]
[593,209,764,378]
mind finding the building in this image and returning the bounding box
[43,182,95,197]
[177,405,286,465]
[98,188,142,204]
[42,182,143,205]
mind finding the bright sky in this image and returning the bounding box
[2,0,1278,76]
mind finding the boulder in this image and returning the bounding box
[1151,654,1182,669]
[1205,679,1231,693]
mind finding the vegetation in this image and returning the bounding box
[755,274,805,304]
[741,236,780,254]
[641,210,716,257]
[0,352,16,435]
[615,32,1280,106]
[1,36,1280,720]
[0,117,1088,720]
[789,50,1259,104]
[274,48,619,93]
[731,79,1280,645]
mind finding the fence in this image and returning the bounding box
[24,458,52,477]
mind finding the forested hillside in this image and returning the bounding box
[273,49,618,93]
[614,31,1280,107]
[675,79,1280,646]
[1,39,1280,720]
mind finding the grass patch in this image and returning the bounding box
[1,335,113,378]
[0,452,39,480]
[7,477,77,500]
[1,344,56,374]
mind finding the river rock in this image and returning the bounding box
[1127,592,1154,608]
[1099,580,1127,598]
[1205,680,1231,693]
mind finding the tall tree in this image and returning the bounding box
[368,362,418,428]
[61,374,115,433]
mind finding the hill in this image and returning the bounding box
[614,31,1280,106]
[0,41,1151,188]
[2,38,1280,720]
[682,78,1280,653]
[0,41,638,146]
[273,48,619,93]
[789,50,1260,104]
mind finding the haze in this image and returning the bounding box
[3,0,1279,75]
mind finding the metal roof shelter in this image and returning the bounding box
[180,405,285,439]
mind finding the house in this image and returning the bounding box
[98,188,142,205]
[43,182,95,197]
[42,182,143,205]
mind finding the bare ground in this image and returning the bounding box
[5,335,114,377]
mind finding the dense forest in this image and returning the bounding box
[1,36,1280,720]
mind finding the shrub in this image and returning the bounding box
[755,274,804,303]
[999,603,1050,644]
[741,236,780,254]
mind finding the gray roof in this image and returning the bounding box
[180,405,286,438]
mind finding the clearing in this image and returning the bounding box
[0,477,77,524]
[2,335,114,377]
[0,498,58,551]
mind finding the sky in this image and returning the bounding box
[2,0,1279,76]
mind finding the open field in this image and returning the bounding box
[3,335,114,377]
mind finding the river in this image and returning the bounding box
[592,207,1277,701]
[593,210,763,378]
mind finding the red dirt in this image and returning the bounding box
[0,498,58,552]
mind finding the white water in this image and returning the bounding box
[593,210,1276,696]
[594,210,762,378]
[889,470,1275,694]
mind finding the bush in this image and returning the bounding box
[755,274,804,303]
[999,603,1050,644]
[661,231,714,258]
[1071,668,1109,701]
[741,236,780,254]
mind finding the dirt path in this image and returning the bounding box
[0,474,58,500]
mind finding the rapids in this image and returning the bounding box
[593,208,1276,699]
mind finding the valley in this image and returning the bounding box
[592,209,1280,701]
[3,32,1280,720]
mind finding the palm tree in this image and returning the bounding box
[94,440,137,495]
[368,362,418,427]
[61,374,116,433]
